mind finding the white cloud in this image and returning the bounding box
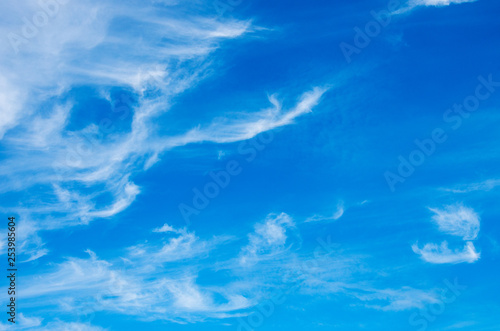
[128,228,230,265]
[411,205,481,264]
[443,178,500,193]
[16,218,48,262]
[18,313,43,329]
[355,287,440,311]
[0,314,107,331]
[393,0,477,14]
[429,204,480,240]
[239,213,298,266]
[0,1,327,234]
[442,321,478,330]
[305,201,344,223]
[0,75,23,139]
[0,313,42,330]
[153,223,179,233]
[21,250,119,299]
[0,1,247,229]
[158,87,328,148]
[14,211,456,326]
[410,0,476,6]
[35,321,107,331]
[167,279,210,310]
[19,228,246,323]
[412,241,480,264]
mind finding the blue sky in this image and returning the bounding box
[1,0,500,330]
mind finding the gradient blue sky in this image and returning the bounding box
[1,0,500,330]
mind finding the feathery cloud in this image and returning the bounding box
[393,0,477,14]
[443,178,500,193]
[0,0,327,241]
[239,213,298,266]
[305,201,345,223]
[410,0,476,6]
[412,241,480,264]
[429,204,480,240]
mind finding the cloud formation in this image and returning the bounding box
[429,204,480,240]
[0,0,327,266]
[305,201,345,223]
[412,241,480,264]
[15,212,442,326]
[239,213,298,266]
[443,178,500,193]
[410,0,476,6]
[394,0,477,14]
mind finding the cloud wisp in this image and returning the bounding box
[305,201,345,223]
[429,204,480,241]
[393,0,477,15]
[412,241,480,264]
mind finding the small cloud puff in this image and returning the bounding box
[153,223,180,233]
[429,204,480,240]
[239,213,297,266]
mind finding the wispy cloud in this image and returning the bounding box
[35,321,108,331]
[13,217,48,263]
[0,75,22,139]
[393,0,477,14]
[429,204,480,240]
[412,241,480,264]
[305,201,345,223]
[0,313,42,330]
[15,211,456,325]
[442,178,500,193]
[157,87,328,148]
[128,227,232,266]
[0,0,328,249]
[410,0,476,6]
[0,1,253,232]
[411,204,481,264]
[442,321,478,330]
[239,213,298,266]
[19,227,248,323]
[0,312,106,330]
[153,223,180,233]
[354,286,440,311]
